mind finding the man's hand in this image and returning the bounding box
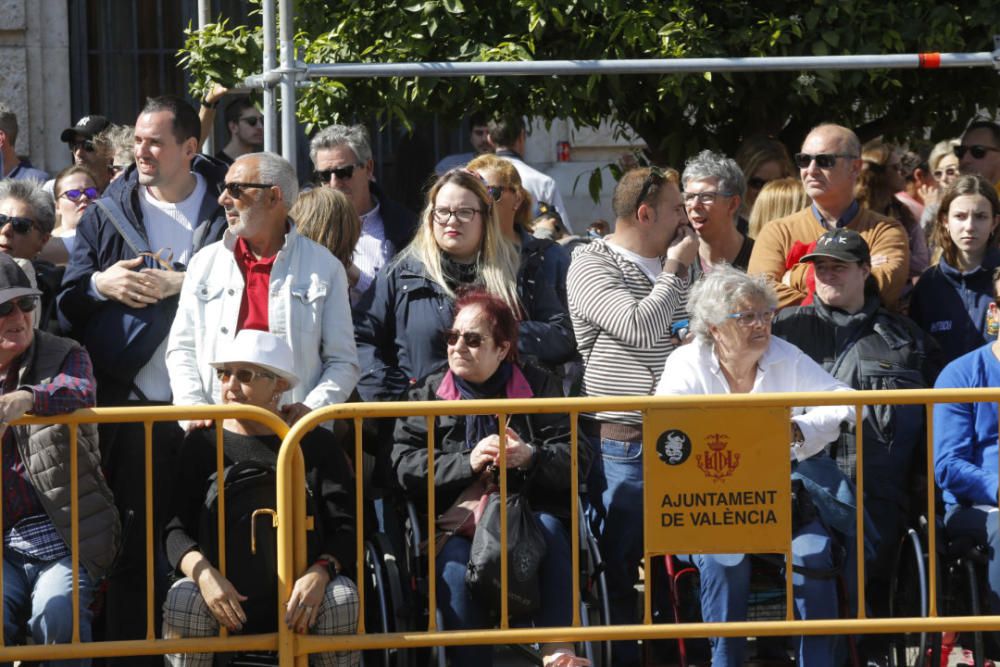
[280,402,311,426]
[94,257,159,307]
[195,564,248,632]
[139,268,184,300]
[0,390,33,432]
[665,224,699,267]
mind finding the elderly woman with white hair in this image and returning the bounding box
[656,265,872,667]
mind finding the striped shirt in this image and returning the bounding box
[567,239,688,425]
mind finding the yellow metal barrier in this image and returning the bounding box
[7,387,1000,665]
[279,387,1000,664]
[0,404,289,664]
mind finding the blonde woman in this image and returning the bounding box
[747,177,810,239]
[353,168,575,403]
[291,187,363,300]
[468,153,570,306]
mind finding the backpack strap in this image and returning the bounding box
[94,198,151,256]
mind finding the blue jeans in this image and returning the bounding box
[436,511,573,667]
[3,549,95,667]
[677,519,842,667]
[587,436,643,667]
[945,504,1000,614]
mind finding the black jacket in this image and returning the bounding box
[369,181,419,253]
[391,364,588,519]
[772,293,942,506]
[57,155,229,401]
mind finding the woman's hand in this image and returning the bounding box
[503,427,535,469]
[470,434,500,472]
[285,564,330,633]
[194,564,248,632]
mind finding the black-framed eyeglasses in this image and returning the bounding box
[59,187,99,202]
[682,190,734,205]
[635,166,665,211]
[0,296,38,318]
[215,367,277,384]
[69,140,95,153]
[239,116,263,127]
[0,213,37,234]
[794,153,857,169]
[934,167,959,179]
[444,329,491,348]
[432,207,481,224]
[219,182,273,199]
[954,144,1000,160]
[314,163,364,183]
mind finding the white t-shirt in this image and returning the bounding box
[605,239,663,283]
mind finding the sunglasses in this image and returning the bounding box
[954,144,1000,160]
[0,213,37,234]
[747,177,771,190]
[215,367,277,384]
[314,163,364,183]
[219,182,273,199]
[59,187,99,202]
[0,296,38,318]
[934,167,959,179]
[635,166,665,210]
[486,185,511,201]
[69,140,95,153]
[445,329,492,347]
[239,116,263,127]
[794,153,857,169]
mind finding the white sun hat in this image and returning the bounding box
[209,329,300,389]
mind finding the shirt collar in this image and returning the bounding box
[811,200,860,229]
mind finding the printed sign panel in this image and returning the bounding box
[643,406,791,555]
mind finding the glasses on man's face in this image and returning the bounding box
[794,153,857,169]
[59,187,99,203]
[215,367,277,384]
[69,140,95,153]
[444,329,491,348]
[682,190,733,206]
[727,309,776,328]
[219,182,273,199]
[954,144,1000,160]
[634,166,665,211]
[432,207,481,225]
[0,213,37,235]
[934,167,959,179]
[314,163,364,183]
[0,296,38,318]
[239,116,263,127]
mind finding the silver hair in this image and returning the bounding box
[688,264,777,344]
[237,152,299,210]
[682,149,747,199]
[0,178,54,234]
[309,124,372,166]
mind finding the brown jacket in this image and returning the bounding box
[747,205,909,309]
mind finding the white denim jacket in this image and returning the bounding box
[166,225,360,410]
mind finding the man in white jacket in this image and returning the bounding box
[166,151,359,425]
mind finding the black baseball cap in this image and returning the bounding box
[60,115,111,143]
[799,228,871,265]
[0,254,41,305]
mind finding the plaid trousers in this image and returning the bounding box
[162,575,360,667]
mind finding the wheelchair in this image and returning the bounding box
[361,491,611,667]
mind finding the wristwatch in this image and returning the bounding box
[314,554,340,580]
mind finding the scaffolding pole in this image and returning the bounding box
[262,0,277,154]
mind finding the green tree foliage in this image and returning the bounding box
[180,0,1000,164]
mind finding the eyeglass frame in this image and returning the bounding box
[954,144,1000,160]
[682,190,735,205]
[431,207,484,225]
[313,163,365,183]
[215,367,278,384]
[0,296,39,318]
[634,166,666,213]
[219,182,274,199]
[58,187,100,202]
[0,213,39,235]
[726,309,777,328]
[444,329,492,348]
[794,153,858,169]
[238,116,264,128]
[69,139,96,153]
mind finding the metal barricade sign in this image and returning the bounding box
[643,406,791,554]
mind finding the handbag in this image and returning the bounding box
[80,199,179,388]
[465,482,548,620]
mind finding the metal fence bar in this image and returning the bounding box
[144,420,155,640]
[352,417,365,635]
[497,410,509,629]
[570,411,580,628]
[854,401,866,621]
[70,424,81,643]
[926,404,938,618]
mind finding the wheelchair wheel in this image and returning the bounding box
[888,527,929,667]
[579,525,612,667]
[363,534,410,667]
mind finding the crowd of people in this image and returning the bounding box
[2,89,1000,667]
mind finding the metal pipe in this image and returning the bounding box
[301,52,996,79]
[197,0,214,154]
[262,0,277,153]
[278,0,297,167]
